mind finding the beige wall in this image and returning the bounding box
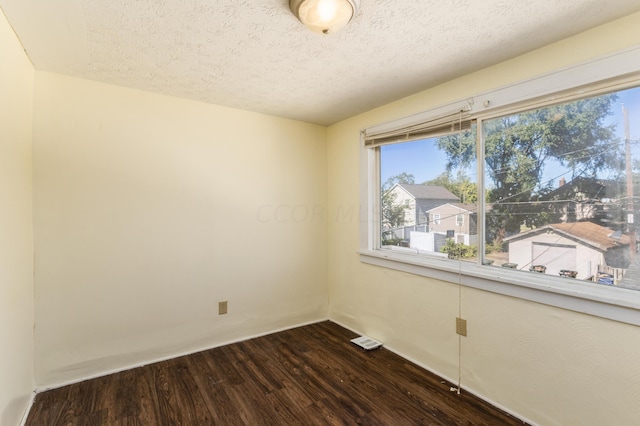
[4,5,640,425]
[32,72,328,387]
[327,13,640,426]
[0,8,35,425]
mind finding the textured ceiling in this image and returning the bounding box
[2,0,640,125]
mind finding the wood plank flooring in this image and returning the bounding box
[26,321,525,425]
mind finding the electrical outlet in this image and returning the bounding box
[456,317,467,336]
[219,301,228,315]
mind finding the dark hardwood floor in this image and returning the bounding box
[26,321,525,425]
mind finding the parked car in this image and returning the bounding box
[597,273,614,285]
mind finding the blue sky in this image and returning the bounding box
[381,86,640,187]
[381,140,451,184]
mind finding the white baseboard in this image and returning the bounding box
[35,317,329,393]
[19,391,36,426]
[329,318,536,426]
[30,318,535,425]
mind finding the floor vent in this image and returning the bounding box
[351,336,383,350]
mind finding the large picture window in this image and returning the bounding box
[482,91,639,289]
[372,84,639,289]
[379,134,478,263]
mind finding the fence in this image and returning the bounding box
[596,264,625,285]
[385,225,428,240]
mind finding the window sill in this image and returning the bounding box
[359,248,640,326]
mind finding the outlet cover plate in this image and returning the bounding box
[456,317,467,336]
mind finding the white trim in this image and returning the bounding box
[476,117,487,263]
[34,318,328,392]
[360,137,378,250]
[360,249,640,326]
[365,99,473,141]
[363,46,640,139]
[329,318,537,426]
[360,47,640,324]
[19,391,36,426]
[471,45,640,118]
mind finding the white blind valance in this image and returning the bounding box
[363,100,474,148]
[363,46,640,149]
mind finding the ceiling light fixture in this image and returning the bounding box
[289,0,360,35]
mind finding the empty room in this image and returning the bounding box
[2,1,640,425]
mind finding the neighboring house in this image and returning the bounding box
[426,203,478,246]
[387,184,459,227]
[503,221,631,280]
[619,255,640,290]
[540,177,621,224]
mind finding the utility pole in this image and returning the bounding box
[623,105,636,256]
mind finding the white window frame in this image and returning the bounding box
[434,214,441,225]
[359,46,640,326]
[456,214,464,227]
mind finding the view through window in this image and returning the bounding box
[380,85,640,290]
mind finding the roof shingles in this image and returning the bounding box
[398,184,459,200]
[505,221,630,251]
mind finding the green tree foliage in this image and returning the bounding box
[437,95,620,243]
[439,239,477,259]
[424,170,478,203]
[382,172,415,190]
[381,173,415,240]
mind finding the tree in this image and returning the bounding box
[424,170,478,204]
[440,239,477,259]
[382,172,415,190]
[380,173,415,240]
[437,95,620,244]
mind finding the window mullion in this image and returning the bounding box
[476,118,486,266]
[370,147,381,250]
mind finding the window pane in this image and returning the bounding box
[483,86,640,289]
[380,128,478,262]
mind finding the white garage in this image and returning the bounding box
[504,222,630,280]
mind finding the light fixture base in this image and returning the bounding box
[289,0,360,34]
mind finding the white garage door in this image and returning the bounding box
[532,242,576,275]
